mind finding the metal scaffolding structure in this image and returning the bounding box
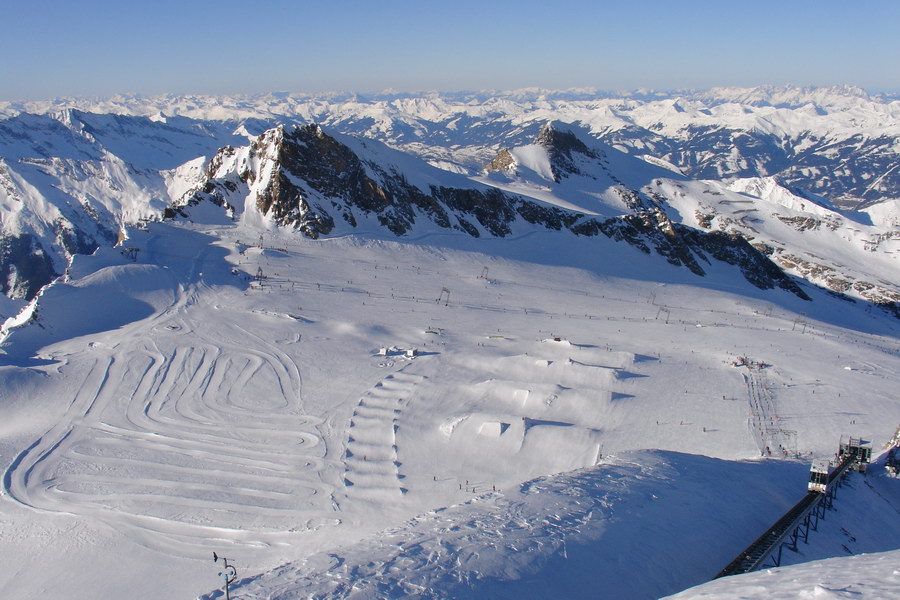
[715,437,870,579]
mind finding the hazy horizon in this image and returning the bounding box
[3,0,898,101]
[2,84,898,107]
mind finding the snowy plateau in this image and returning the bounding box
[0,86,897,600]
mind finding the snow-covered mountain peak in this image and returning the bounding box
[698,84,874,108]
[534,120,591,149]
[483,120,609,187]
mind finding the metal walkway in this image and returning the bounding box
[714,453,855,578]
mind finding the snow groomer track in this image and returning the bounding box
[2,321,335,556]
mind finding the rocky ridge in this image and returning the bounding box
[483,122,898,312]
[179,124,809,300]
[2,106,897,323]
[689,180,900,315]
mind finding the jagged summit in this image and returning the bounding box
[534,121,600,181]
[183,123,585,239]
[485,121,602,183]
[173,123,811,301]
[534,121,592,154]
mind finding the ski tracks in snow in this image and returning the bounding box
[2,321,333,556]
[743,361,795,458]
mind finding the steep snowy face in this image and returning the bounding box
[691,177,900,313]
[0,110,251,315]
[531,122,600,182]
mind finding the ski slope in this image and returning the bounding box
[0,212,898,599]
[212,454,900,600]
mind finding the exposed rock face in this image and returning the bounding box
[184,124,812,301]
[534,122,600,182]
[484,148,515,173]
[192,125,583,240]
[680,227,810,298]
[775,214,842,232]
[0,233,57,300]
[571,207,809,299]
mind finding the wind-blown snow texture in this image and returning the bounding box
[0,87,898,600]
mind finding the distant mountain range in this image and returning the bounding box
[3,85,898,207]
[1,86,897,323]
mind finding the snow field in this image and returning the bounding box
[212,451,814,600]
[0,218,898,599]
[666,548,900,600]
[4,322,335,553]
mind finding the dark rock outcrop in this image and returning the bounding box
[183,124,813,301]
[0,233,58,300]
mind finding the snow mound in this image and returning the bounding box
[727,177,836,215]
[863,198,900,228]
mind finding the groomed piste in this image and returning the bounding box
[1,207,898,599]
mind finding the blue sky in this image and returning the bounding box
[2,0,898,100]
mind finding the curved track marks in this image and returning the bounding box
[3,326,332,555]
